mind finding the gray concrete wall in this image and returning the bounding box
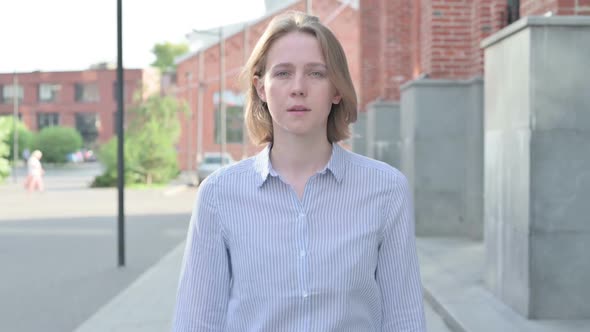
[482,16,590,319]
[352,101,401,168]
[371,101,401,167]
[400,78,484,239]
[351,110,368,156]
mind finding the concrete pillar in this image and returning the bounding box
[351,110,368,156]
[482,16,590,319]
[365,100,401,167]
[400,78,484,239]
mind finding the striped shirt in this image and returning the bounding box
[172,143,426,331]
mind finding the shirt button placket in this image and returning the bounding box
[298,211,309,300]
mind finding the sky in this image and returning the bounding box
[1,0,266,73]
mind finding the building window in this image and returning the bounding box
[75,113,100,145]
[38,83,61,102]
[214,105,244,144]
[1,84,24,104]
[75,83,100,102]
[37,112,60,130]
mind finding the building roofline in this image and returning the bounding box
[174,0,358,66]
[0,68,145,76]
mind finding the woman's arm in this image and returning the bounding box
[172,177,231,332]
[377,174,426,332]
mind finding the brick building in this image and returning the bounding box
[174,0,360,170]
[0,66,159,146]
[359,0,590,104]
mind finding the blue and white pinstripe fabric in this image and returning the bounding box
[172,143,426,331]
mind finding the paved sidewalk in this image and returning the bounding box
[418,238,590,332]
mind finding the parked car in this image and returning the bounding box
[197,152,235,183]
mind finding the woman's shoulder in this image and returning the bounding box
[343,149,407,182]
[199,157,257,188]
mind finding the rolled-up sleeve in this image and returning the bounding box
[172,176,231,332]
[377,174,426,331]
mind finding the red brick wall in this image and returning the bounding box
[470,0,506,77]
[360,0,384,108]
[521,0,590,16]
[427,0,474,79]
[384,1,413,100]
[176,0,361,169]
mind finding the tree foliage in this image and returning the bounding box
[92,95,187,187]
[3,119,33,160]
[0,118,12,182]
[150,42,189,73]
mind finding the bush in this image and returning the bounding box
[0,118,12,181]
[3,119,33,160]
[32,126,83,163]
[90,137,142,187]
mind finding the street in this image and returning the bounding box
[0,163,196,332]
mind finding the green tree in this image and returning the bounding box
[32,126,83,163]
[92,95,187,187]
[127,95,186,184]
[0,118,12,182]
[150,42,189,73]
[3,119,33,160]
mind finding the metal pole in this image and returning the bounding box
[186,72,195,184]
[197,52,204,165]
[116,0,126,267]
[12,73,19,183]
[242,24,249,160]
[219,27,226,166]
[306,0,312,14]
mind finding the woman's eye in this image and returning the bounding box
[310,71,326,78]
[274,71,290,77]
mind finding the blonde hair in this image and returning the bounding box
[32,150,42,159]
[240,11,358,145]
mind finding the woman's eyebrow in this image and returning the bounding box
[270,63,295,70]
[270,62,327,70]
[305,62,327,69]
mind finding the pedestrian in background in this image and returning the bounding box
[25,150,44,192]
[173,10,426,331]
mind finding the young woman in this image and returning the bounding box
[25,150,44,192]
[173,11,426,332]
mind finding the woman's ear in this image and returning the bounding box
[332,93,342,105]
[253,75,266,102]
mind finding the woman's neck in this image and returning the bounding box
[270,134,332,180]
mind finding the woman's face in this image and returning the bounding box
[254,31,341,141]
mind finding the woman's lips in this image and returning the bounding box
[287,105,310,112]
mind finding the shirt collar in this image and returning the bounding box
[254,143,347,188]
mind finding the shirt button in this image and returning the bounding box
[299,250,306,257]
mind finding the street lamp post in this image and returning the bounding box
[197,52,205,166]
[219,27,226,166]
[242,24,250,160]
[187,27,226,167]
[185,72,195,185]
[12,73,19,183]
